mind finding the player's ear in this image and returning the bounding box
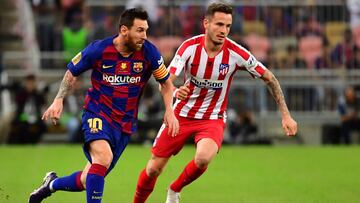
[120,25,128,35]
[203,18,209,29]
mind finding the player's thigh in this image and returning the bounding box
[194,119,225,164]
[152,123,192,157]
[195,138,218,162]
[89,139,113,167]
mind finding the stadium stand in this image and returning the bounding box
[1,0,359,145]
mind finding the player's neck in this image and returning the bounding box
[113,35,133,57]
[204,36,223,58]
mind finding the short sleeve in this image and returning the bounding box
[233,44,267,78]
[67,41,99,76]
[168,41,192,76]
[144,42,170,83]
[242,54,268,78]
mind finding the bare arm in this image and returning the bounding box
[261,69,297,136]
[42,70,77,124]
[261,70,290,118]
[55,70,77,99]
[159,76,179,137]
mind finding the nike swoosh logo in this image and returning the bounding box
[102,65,113,69]
[93,191,102,194]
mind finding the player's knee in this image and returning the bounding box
[93,153,113,168]
[146,165,163,177]
[194,157,211,169]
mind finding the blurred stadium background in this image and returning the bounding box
[1,0,360,145]
[0,0,360,202]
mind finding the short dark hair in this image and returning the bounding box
[118,8,148,29]
[205,2,233,18]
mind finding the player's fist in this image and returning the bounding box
[42,98,64,125]
[176,85,190,100]
[282,116,297,137]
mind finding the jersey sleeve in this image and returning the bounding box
[168,41,191,76]
[235,46,267,78]
[145,42,170,83]
[67,41,99,76]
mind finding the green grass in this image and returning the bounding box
[0,145,359,203]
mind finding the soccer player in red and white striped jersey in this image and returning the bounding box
[134,3,297,203]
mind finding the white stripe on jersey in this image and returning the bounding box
[194,51,224,118]
[170,35,267,120]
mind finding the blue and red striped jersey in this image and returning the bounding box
[67,35,169,134]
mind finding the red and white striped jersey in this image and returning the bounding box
[168,34,267,121]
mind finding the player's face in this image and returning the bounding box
[123,19,149,51]
[204,12,232,45]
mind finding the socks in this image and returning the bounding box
[86,163,107,203]
[170,160,207,192]
[133,169,158,203]
[50,171,84,192]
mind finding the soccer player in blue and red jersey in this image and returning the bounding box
[29,8,179,203]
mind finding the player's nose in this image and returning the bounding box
[141,32,147,40]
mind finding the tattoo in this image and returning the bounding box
[266,74,290,117]
[55,70,76,99]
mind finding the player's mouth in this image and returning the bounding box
[217,35,225,39]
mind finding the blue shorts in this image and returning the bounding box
[81,110,130,174]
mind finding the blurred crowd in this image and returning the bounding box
[29,0,360,69]
[0,0,358,145]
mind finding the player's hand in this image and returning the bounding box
[163,109,179,137]
[42,98,64,125]
[176,85,190,100]
[282,116,297,136]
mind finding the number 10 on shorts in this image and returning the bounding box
[88,118,102,133]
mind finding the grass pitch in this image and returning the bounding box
[0,145,359,203]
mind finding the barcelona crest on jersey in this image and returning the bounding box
[133,62,143,73]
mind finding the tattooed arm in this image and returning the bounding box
[261,70,298,136]
[55,70,77,99]
[42,70,77,124]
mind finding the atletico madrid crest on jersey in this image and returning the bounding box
[219,63,229,75]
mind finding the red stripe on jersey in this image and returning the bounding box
[187,56,216,118]
[113,86,129,98]
[84,94,91,109]
[227,40,250,61]
[125,97,138,111]
[102,46,118,60]
[99,110,113,125]
[99,94,113,110]
[174,43,202,116]
[174,82,196,116]
[169,67,177,74]
[202,47,230,119]
[93,79,101,91]
[255,64,265,76]
[132,49,144,60]
[122,122,132,133]
[177,36,202,56]
[218,70,237,117]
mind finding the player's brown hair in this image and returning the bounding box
[118,8,148,29]
[205,2,233,18]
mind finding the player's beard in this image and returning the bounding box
[125,36,144,52]
[211,36,224,46]
[208,31,225,46]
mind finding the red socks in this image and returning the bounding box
[170,160,207,192]
[133,169,158,203]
